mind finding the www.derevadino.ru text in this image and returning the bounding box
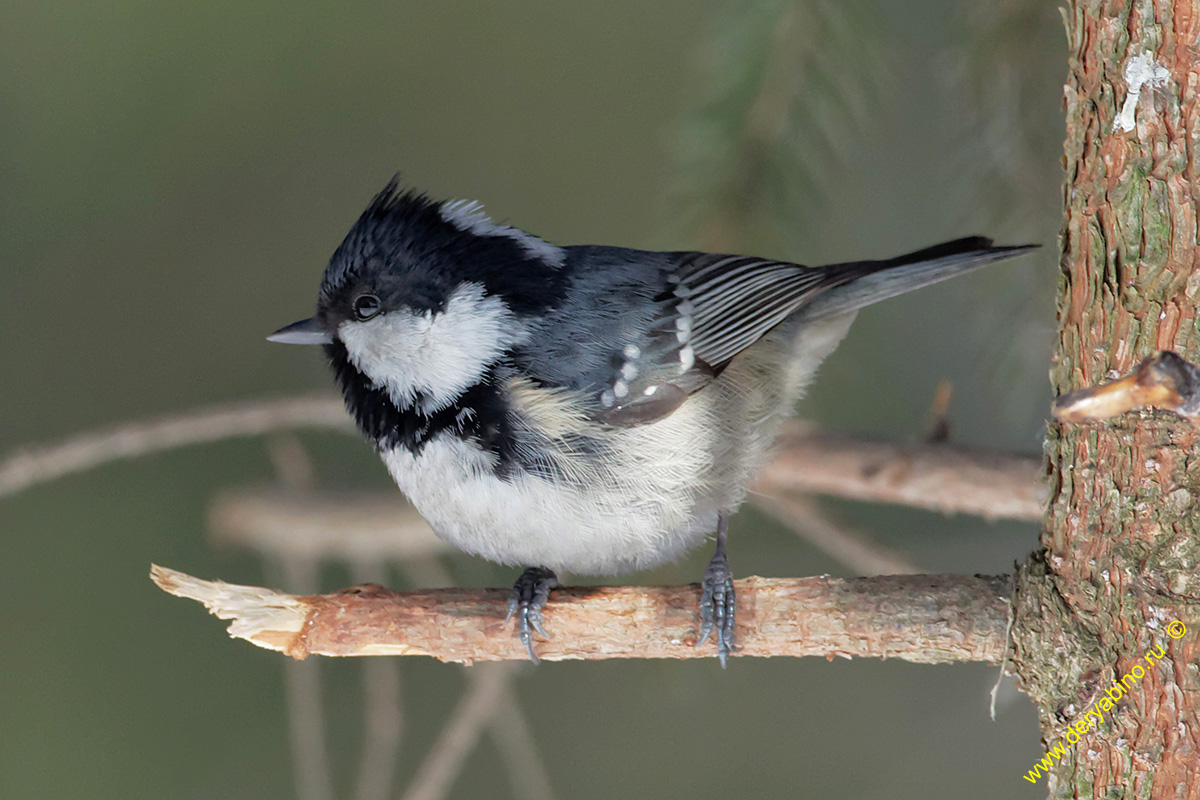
[1023,620,1186,784]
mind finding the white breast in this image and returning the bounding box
[380,423,717,575]
[378,312,858,575]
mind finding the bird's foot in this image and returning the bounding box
[697,548,736,667]
[505,566,558,663]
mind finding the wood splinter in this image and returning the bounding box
[1052,350,1200,423]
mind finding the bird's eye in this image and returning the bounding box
[352,294,381,321]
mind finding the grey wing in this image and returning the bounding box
[598,251,863,426]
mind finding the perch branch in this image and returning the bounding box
[151,565,1011,664]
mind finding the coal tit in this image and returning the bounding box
[269,179,1035,665]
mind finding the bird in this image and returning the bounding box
[268,178,1036,666]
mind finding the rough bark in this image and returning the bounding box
[1011,1,1200,794]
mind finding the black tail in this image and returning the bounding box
[801,237,1038,321]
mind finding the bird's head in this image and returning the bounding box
[269,179,566,414]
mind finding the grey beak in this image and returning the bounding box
[267,317,333,345]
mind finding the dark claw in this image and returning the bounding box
[697,549,736,667]
[505,567,558,663]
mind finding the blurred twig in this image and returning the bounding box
[399,664,516,800]
[0,395,348,499]
[489,692,556,800]
[393,559,555,800]
[151,565,1012,664]
[348,560,403,800]
[2,397,1044,521]
[751,493,921,574]
[271,555,337,800]
[264,435,408,800]
[925,379,954,443]
[757,423,1044,521]
[208,489,448,562]
[267,434,320,492]
[216,485,920,584]
[222,441,554,800]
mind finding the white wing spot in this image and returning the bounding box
[601,389,616,408]
[622,344,641,359]
[621,363,639,381]
[613,380,629,399]
[679,345,695,373]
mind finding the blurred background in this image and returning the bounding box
[2,1,1064,797]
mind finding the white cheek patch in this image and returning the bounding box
[439,199,566,267]
[339,282,528,413]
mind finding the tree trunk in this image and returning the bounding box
[1012,0,1200,794]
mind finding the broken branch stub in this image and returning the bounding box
[1052,351,1200,424]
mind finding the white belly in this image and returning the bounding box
[381,436,716,574]
[379,314,857,575]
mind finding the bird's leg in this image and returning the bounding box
[505,566,558,663]
[697,513,736,667]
